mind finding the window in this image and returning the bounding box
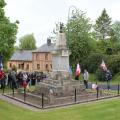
[46,64,48,69]
[45,53,48,60]
[18,64,21,69]
[21,63,24,69]
[36,53,39,60]
[37,64,40,70]
[26,64,29,70]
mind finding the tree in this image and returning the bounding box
[66,9,95,66]
[109,21,120,54]
[94,9,112,40]
[0,0,18,63]
[19,33,37,50]
[14,45,19,51]
[112,21,120,43]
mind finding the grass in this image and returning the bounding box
[0,87,13,93]
[112,73,120,84]
[0,85,36,94]
[0,97,120,120]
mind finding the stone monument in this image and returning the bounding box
[51,22,70,80]
[34,23,84,104]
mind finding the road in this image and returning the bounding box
[88,82,119,90]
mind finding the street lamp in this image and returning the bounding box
[67,5,77,48]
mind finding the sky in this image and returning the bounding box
[4,0,120,47]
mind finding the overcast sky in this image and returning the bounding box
[5,0,120,47]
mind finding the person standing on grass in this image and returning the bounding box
[83,69,89,89]
[105,69,112,90]
[11,68,17,89]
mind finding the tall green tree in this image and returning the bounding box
[94,9,112,40]
[111,21,120,54]
[112,21,120,42]
[0,0,18,63]
[19,33,36,50]
[66,9,95,66]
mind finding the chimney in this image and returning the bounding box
[47,38,51,46]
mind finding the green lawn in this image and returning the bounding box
[0,98,120,120]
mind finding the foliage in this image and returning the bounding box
[0,0,18,63]
[94,8,112,40]
[66,9,94,65]
[112,21,120,43]
[95,40,112,54]
[14,45,19,51]
[81,53,107,73]
[92,54,120,81]
[53,8,120,77]
[95,68,106,81]
[93,9,120,55]
[112,43,120,54]
[112,72,120,83]
[95,54,120,81]
[107,54,120,75]
[19,33,36,50]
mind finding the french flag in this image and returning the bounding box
[100,59,107,71]
[76,63,81,76]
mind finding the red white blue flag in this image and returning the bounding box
[100,59,107,71]
[76,63,81,76]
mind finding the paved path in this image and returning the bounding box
[0,94,39,111]
[0,82,119,112]
[88,82,119,90]
[0,93,120,112]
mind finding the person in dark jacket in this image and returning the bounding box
[105,70,112,90]
[11,69,17,89]
[7,72,12,88]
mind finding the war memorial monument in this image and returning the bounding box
[35,23,84,104]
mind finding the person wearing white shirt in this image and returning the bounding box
[83,69,89,89]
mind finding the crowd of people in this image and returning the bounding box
[0,68,47,90]
[0,66,112,91]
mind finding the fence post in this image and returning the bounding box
[12,87,15,97]
[2,85,5,95]
[91,82,92,90]
[118,83,119,95]
[23,81,28,102]
[96,86,99,100]
[75,89,77,102]
[24,88,26,102]
[42,93,44,108]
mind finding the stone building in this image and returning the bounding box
[32,39,54,72]
[7,50,32,72]
[7,39,55,72]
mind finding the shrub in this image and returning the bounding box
[95,69,106,81]
[108,54,120,75]
[113,43,120,54]
[81,53,107,73]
